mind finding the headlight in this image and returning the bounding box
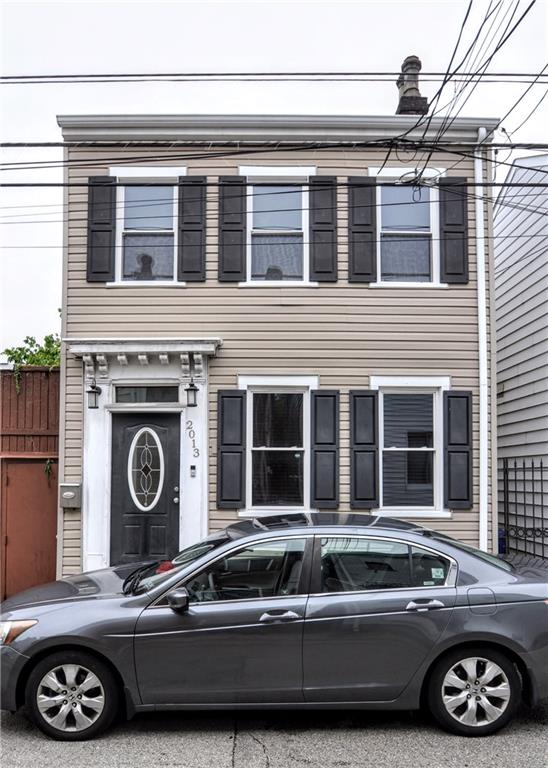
[0,620,37,646]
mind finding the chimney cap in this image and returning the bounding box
[396,55,429,116]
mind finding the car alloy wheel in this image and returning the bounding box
[36,663,106,733]
[26,651,118,740]
[428,646,521,736]
[441,656,511,727]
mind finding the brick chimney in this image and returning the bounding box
[396,55,429,115]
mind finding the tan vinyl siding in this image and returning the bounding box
[60,146,493,572]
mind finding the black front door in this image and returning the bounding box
[111,413,180,565]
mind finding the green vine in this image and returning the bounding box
[3,334,61,393]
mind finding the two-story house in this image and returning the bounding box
[56,92,499,576]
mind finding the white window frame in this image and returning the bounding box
[238,375,319,516]
[370,375,451,518]
[368,167,448,288]
[108,166,187,286]
[238,166,318,288]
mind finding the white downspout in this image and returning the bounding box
[475,127,489,550]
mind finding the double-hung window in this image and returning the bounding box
[111,167,186,284]
[249,185,306,282]
[372,377,449,514]
[372,167,443,285]
[239,376,316,512]
[250,390,307,508]
[240,167,315,284]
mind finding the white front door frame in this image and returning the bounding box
[80,355,209,572]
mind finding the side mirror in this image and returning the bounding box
[166,587,190,613]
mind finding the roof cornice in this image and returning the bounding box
[56,113,500,144]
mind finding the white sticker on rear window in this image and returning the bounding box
[431,567,445,579]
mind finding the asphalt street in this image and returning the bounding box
[1,703,547,768]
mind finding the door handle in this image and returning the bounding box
[405,599,445,612]
[259,610,300,623]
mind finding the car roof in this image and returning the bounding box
[224,513,427,540]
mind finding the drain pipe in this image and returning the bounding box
[475,127,489,550]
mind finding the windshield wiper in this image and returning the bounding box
[122,562,158,595]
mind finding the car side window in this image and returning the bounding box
[185,538,307,603]
[410,546,450,587]
[320,537,411,592]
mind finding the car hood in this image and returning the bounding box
[0,561,151,613]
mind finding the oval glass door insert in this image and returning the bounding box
[127,427,165,511]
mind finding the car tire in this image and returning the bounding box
[428,646,521,737]
[25,650,119,741]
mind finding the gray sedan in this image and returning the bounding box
[1,514,548,740]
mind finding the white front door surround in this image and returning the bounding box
[67,338,221,572]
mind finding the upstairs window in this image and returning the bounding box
[248,185,308,282]
[378,184,438,283]
[120,185,177,282]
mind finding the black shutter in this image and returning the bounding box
[87,176,116,282]
[348,177,377,282]
[218,177,246,281]
[310,177,337,281]
[217,390,246,508]
[444,391,473,509]
[440,177,469,284]
[350,391,379,508]
[178,177,206,281]
[311,391,339,509]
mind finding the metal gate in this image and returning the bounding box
[498,458,547,560]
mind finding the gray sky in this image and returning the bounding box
[1,0,547,353]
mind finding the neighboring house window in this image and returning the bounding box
[120,185,177,282]
[249,185,308,282]
[371,376,449,513]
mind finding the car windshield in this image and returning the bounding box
[133,533,230,594]
[428,533,513,572]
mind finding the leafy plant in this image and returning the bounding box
[3,334,61,393]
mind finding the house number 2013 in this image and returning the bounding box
[185,420,200,457]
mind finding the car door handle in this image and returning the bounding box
[405,599,445,612]
[259,610,300,623]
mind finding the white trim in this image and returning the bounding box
[105,281,187,288]
[67,338,222,356]
[109,166,187,178]
[370,376,451,390]
[237,374,319,516]
[239,165,316,179]
[475,128,489,551]
[238,281,319,288]
[127,427,165,512]
[369,167,446,179]
[58,114,500,144]
[370,375,451,519]
[369,282,449,289]
[238,375,319,390]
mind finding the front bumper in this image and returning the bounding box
[1,645,29,712]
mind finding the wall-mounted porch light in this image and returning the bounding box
[86,378,102,409]
[185,378,198,408]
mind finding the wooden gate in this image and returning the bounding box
[0,368,60,599]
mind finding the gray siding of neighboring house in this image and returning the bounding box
[58,144,495,574]
[494,157,548,462]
